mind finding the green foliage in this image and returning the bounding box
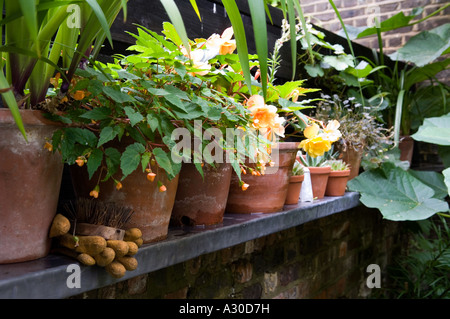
[291,161,304,176]
[325,159,349,171]
[48,22,264,190]
[0,0,127,139]
[385,216,450,299]
[314,93,393,167]
[348,162,449,221]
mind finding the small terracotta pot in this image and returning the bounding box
[226,142,299,214]
[308,166,331,199]
[285,174,304,205]
[325,170,350,197]
[70,137,179,244]
[171,162,232,226]
[0,109,64,264]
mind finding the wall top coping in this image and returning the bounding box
[0,192,360,299]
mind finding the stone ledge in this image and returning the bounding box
[0,192,360,299]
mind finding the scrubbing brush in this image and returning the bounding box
[64,198,134,240]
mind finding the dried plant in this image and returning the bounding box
[313,93,394,166]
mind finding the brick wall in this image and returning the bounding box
[73,206,407,299]
[299,0,450,84]
[300,0,450,53]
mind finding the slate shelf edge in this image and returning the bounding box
[0,192,360,299]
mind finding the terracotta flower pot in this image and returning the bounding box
[0,109,64,264]
[399,135,414,164]
[171,162,232,226]
[225,142,299,214]
[70,137,179,244]
[284,174,304,205]
[308,166,331,199]
[325,169,350,197]
[340,146,363,180]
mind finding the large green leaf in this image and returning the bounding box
[348,164,449,221]
[389,24,450,67]
[411,113,450,146]
[444,167,450,197]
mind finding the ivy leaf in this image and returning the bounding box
[87,148,104,180]
[120,143,145,179]
[348,164,449,221]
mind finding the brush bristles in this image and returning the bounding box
[64,198,134,229]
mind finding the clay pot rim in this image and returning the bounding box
[329,169,351,177]
[272,141,300,151]
[289,174,305,182]
[307,165,331,174]
[0,108,62,127]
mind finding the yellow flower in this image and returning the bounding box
[303,123,320,139]
[300,135,332,158]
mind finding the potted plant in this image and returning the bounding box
[214,48,317,214]
[297,120,343,199]
[47,22,260,241]
[285,161,305,205]
[334,4,450,163]
[314,93,394,179]
[0,1,127,264]
[324,159,350,197]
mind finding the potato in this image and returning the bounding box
[77,253,96,266]
[116,256,138,271]
[107,240,129,257]
[94,247,115,267]
[59,234,107,256]
[49,214,71,238]
[105,261,126,278]
[126,241,138,256]
[124,228,142,241]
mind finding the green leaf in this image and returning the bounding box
[221,0,252,95]
[0,72,27,140]
[348,164,449,221]
[102,86,135,103]
[443,167,450,197]
[141,151,152,172]
[87,148,103,180]
[322,55,355,71]
[389,24,450,67]
[152,147,175,177]
[86,0,113,47]
[409,170,449,200]
[411,113,450,146]
[104,147,121,179]
[160,0,191,58]
[124,106,144,126]
[248,0,268,100]
[120,143,145,179]
[97,126,120,147]
[80,107,112,121]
